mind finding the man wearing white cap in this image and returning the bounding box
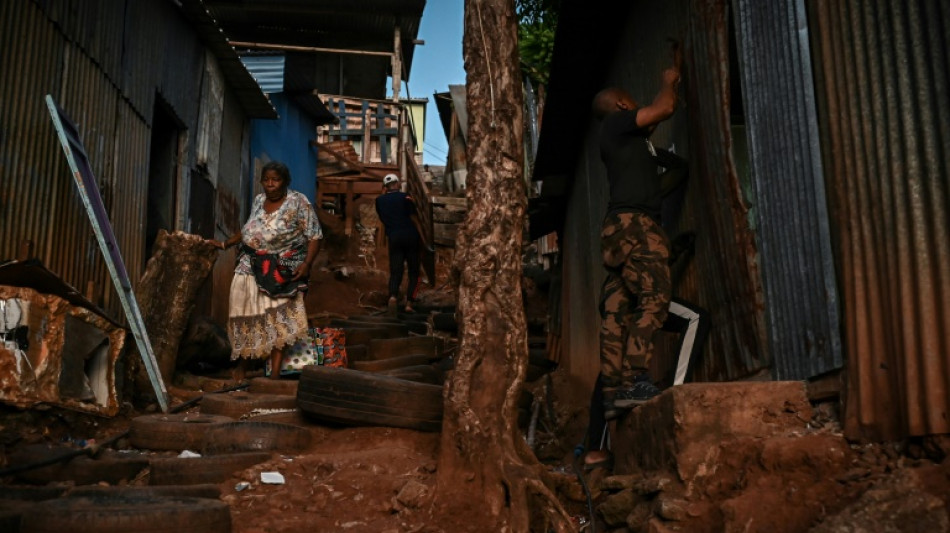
[375,173,422,312]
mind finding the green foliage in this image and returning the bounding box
[516,0,560,86]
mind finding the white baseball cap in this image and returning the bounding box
[383,174,399,185]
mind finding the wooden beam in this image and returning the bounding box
[312,140,387,178]
[229,41,393,58]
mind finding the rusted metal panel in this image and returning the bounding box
[36,0,126,83]
[0,284,124,417]
[732,0,843,380]
[2,0,262,325]
[808,0,950,440]
[673,0,770,382]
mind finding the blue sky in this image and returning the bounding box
[403,1,466,167]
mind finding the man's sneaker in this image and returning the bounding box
[613,381,662,409]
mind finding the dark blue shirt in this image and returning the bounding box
[375,190,419,238]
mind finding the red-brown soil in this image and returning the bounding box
[2,203,949,532]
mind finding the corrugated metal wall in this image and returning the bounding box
[561,0,771,386]
[0,1,125,314]
[1,0,251,322]
[808,0,950,440]
[732,0,843,380]
[675,0,770,381]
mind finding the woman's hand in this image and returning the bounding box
[291,261,312,281]
[211,234,241,250]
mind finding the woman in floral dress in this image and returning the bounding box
[212,161,322,380]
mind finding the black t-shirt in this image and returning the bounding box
[599,108,662,219]
[375,190,419,238]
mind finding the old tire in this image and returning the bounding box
[342,327,397,346]
[297,366,443,432]
[149,452,271,486]
[129,413,234,451]
[367,336,444,360]
[200,391,297,418]
[68,484,221,500]
[246,407,311,427]
[350,353,436,372]
[20,494,230,533]
[248,377,299,396]
[10,446,149,486]
[379,364,444,385]
[201,421,312,454]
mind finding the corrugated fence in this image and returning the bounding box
[809,0,949,441]
[732,0,844,380]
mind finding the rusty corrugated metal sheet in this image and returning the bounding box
[36,0,126,83]
[0,2,116,313]
[678,0,770,381]
[2,1,257,323]
[732,0,843,380]
[808,0,950,440]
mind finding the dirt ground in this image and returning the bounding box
[2,198,949,532]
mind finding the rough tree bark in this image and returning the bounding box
[434,1,573,531]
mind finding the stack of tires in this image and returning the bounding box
[297,310,452,432]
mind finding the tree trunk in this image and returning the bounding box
[434,1,573,531]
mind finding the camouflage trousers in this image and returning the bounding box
[599,212,671,388]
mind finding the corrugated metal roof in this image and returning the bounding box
[241,54,286,93]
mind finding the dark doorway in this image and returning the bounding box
[146,98,183,264]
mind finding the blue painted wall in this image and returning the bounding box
[249,93,318,204]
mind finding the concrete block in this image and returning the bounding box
[614,382,812,484]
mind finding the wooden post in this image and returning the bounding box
[391,25,402,103]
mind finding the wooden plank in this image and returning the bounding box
[434,223,460,246]
[431,196,468,207]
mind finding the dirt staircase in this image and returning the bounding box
[585,381,950,532]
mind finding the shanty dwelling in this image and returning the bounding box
[532,0,948,459]
[204,0,432,280]
[0,0,275,413]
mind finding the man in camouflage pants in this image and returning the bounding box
[592,54,682,420]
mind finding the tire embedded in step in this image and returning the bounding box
[245,407,310,427]
[201,421,312,455]
[331,320,409,338]
[350,353,436,372]
[431,312,458,334]
[367,336,444,360]
[129,413,235,451]
[68,484,222,500]
[247,377,299,396]
[379,364,444,385]
[149,452,271,486]
[341,327,398,346]
[199,391,297,419]
[10,446,150,486]
[19,494,230,533]
[296,366,443,432]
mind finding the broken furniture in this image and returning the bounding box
[0,261,125,416]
